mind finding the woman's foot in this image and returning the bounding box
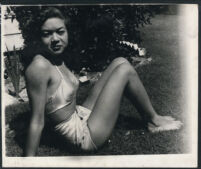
[148,115,183,133]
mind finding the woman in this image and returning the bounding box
[24,7,182,156]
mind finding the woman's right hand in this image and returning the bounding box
[24,56,50,156]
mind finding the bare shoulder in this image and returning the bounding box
[25,55,51,84]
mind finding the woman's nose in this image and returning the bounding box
[51,33,59,42]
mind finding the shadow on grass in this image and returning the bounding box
[6,102,145,156]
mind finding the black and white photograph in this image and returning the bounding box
[1,3,198,167]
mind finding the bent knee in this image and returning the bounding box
[116,62,137,77]
[111,57,130,67]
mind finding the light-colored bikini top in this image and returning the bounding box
[45,66,79,114]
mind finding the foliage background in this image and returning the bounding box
[11,5,162,71]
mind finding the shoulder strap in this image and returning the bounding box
[55,66,64,79]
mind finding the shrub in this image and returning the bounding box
[4,46,21,97]
[11,5,157,71]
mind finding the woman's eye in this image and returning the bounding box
[42,32,51,37]
[57,30,65,35]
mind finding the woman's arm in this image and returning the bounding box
[24,60,50,156]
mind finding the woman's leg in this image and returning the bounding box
[87,62,182,147]
[82,57,129,110]
[87,63,134,147]
[83,57,164,121]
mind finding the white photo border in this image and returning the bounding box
[1,3,199,168]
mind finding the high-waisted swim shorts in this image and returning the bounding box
[54,105,97,151]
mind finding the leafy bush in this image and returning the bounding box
[12,5,157,71]
[4,46,21,97]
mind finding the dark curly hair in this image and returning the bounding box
[20,7,70,69]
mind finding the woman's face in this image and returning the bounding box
[41,17,68,56]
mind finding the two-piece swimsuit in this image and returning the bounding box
[45,65,97,151]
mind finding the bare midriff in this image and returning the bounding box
[47,99,77,125]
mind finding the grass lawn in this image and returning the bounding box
[4,14,190,156]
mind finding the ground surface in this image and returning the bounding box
[5,14,190,156]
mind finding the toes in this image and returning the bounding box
[170,121,180,130]
[148,120,183,133]
[175,120,183,128]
